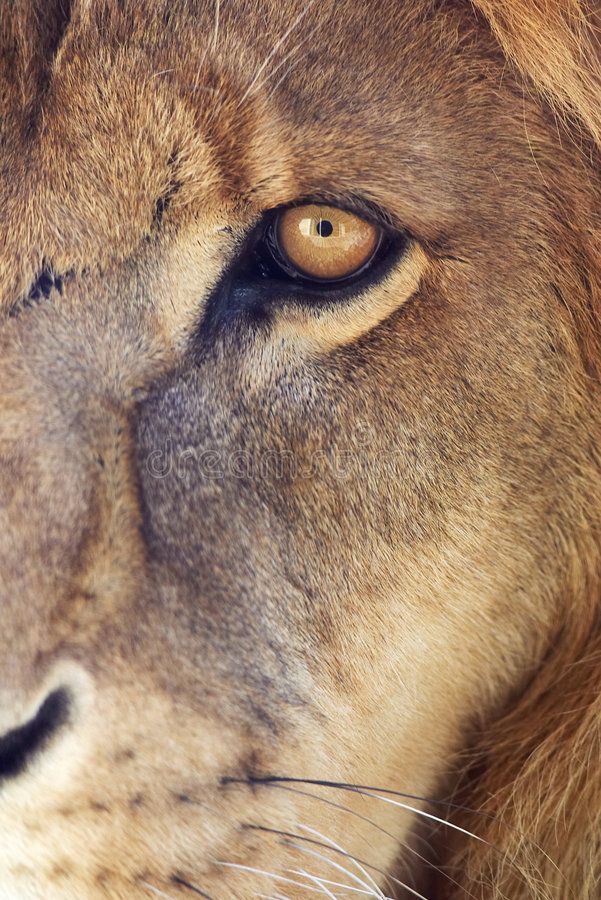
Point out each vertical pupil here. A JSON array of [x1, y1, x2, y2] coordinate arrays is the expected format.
[[316, 218, 334, 238]]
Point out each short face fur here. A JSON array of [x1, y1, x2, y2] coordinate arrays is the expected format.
[[1, 1, 600, 898]]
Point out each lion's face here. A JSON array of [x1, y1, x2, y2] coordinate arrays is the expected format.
[[1, 1, 600, 897]]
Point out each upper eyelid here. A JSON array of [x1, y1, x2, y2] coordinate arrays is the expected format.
[[273, 196, 398, 233]]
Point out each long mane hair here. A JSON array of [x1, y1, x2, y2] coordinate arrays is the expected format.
[[438, 4, 601, 896]]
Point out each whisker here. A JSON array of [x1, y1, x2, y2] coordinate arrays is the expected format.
[[228, 777, 471, 819], [332, 777, 565, 886], [238, 0, 319, 106], [245, 825, 426, 899], [256, 895, 292, 900], [215, 861, 327, 895], [287, 873, 381, 897], [288, 842, 390, 898], [331, 790, 560, 898], [296, 824, 385, 898], [288, 870, 385, 897], [141, 882, 176, 900], [355, 789, 487, 844], [247, 22, 321, 100], [244, 775, 573, 869], [220, 859, 376, 897], [211, 0, 220, 52], [227, 777, 486, 844], [260, 781, 473, 898], [292, 849, 423, 900], [263, 64, 296, 103], [226, 777, 566, 894], [148, 68, 176, 82], [295, 869, 340, 899]]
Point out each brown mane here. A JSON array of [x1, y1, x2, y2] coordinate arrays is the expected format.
[[440, 4, 601, 896], [474, 0, 601, 370], [475, 1, 601, 144]]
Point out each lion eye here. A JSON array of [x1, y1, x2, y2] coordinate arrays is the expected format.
[[272, 204, 382, 283]]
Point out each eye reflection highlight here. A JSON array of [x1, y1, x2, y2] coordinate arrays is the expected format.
[[276, 204, 381, 282]]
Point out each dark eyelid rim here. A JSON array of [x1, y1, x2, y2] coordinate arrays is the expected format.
[[196, 198, 411, 341], [271, 214, 385, 286], [272, 193, 398, 233], [257, 195, 408, 289]]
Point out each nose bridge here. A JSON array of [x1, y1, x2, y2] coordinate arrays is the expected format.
[[0, 276, 154, 693]]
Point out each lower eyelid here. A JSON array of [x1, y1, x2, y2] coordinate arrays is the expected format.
[[269, 239, 429, 353]]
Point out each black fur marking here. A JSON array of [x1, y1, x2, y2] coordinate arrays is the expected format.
[[9, 266, 71, 318], [22, 0, 76, 137], [152, 152, 182, 229], [174, 791, 196, 804], [0, 689, 70, 782]]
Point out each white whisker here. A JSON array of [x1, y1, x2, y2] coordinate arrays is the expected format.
[[291, 831, 431, 900], [248, 22, 321, 100], [295, 868, 340, 898], [212, 0, 221, 52], [264, 65, 295, 102], [148, 68, 175, 82], [256, 895, 291, 900], [288, 870, 381, 896], [357, 790, 487, 844], [296, 824, 385, 898], [141, 882, 176, 900], [290, 848, 390, 898], [216, 861, 325, 894], [263, 780, 459, 893], [238, 0, 318, 105]]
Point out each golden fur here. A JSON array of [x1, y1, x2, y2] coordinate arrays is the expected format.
[[0, 1, 600, 898]]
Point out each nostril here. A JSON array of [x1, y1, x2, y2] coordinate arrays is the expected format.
[[0, 689, 70, 781]]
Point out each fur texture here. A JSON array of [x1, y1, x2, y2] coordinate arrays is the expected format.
[[0, 1, 600, 898]]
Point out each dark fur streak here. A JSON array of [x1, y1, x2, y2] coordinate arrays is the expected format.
[[152, 151, 182, 229], [172, 790, 198, 804], [171, 874, 214, 897], [89, 800, 110, 813]]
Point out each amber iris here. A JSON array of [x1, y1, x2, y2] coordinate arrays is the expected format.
[[275, 204, 381, 282]]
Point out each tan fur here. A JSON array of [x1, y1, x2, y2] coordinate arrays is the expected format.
[[0, 1, 600, 898]]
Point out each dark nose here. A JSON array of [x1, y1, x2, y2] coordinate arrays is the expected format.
[[0, 689, 70, 782]]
